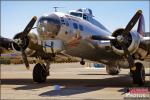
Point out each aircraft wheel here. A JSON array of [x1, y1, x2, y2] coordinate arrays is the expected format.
[[131, 62, 145, 86], [80, 60, 85, 65], [33, 63, 47, 83], [106, 66, 120, 75]]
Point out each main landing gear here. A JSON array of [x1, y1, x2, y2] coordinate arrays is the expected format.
[[33, 60, 50, 83], [106, 65, 120, 75], [130, 62, 145, 86]]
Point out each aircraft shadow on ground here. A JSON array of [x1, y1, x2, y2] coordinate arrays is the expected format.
[[1, 75, 149, 96], [78, 73, 127, 75], [39, 75, 131, 96], [39, 76, 149, 97]]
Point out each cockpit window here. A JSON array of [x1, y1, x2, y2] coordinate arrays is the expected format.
[[88, 9, 92, 15], [70, 12, 82, 17], [83, 14, 88, 21]]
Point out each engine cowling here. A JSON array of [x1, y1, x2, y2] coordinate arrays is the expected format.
[[12, 32, 38, 56], [111, 28, 140, 55]]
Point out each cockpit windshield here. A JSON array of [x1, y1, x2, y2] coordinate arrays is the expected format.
[[70, 12, 82, 17]]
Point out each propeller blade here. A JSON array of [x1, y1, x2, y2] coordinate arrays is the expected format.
[[11, 17, 37, 69], [22, 16, 37, 37], [91, 35, 115, 40], [20, 16, 37, 69], [123, 10, 142, 35], [20, 47, 30, 69], [120, 42, 136, 71], [120, 10, 143, 70]]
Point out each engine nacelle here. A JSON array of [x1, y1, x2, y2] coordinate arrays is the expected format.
[[12, 32, 38, 56], [111, 28, 140, 55]]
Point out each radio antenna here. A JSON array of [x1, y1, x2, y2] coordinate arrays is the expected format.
[[53, 7, 64, 12]]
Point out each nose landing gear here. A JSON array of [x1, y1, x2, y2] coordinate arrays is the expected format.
[[33, 63, 47, 83], [33, 60, 51, 83]]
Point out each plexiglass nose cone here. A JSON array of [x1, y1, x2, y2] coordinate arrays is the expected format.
[[37, 14, 61, 40]]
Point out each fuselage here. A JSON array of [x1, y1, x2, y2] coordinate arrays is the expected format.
[[36, 10, 122, 65]]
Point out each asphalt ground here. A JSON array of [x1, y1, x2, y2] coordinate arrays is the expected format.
[[1, 62, 150, 99]]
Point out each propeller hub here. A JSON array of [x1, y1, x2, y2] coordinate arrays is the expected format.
[[116, 35, 124, 43], [111, 28, 132, 50], [12, 33, 29, 51], [14, 38, 22, 46]]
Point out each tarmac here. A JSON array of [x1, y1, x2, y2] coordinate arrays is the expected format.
[[1, 62, 150, 99]]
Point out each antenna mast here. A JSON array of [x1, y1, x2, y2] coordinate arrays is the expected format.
[[53, 7, 64, 12], [53, 7, 58, 12]]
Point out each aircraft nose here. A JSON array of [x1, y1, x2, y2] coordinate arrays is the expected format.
[[37, 14, 61, 39]]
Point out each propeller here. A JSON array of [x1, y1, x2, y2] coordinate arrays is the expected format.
[[91, 10, 143, 70], [14, 16, 37, 69], [120, 10, 142, 70]]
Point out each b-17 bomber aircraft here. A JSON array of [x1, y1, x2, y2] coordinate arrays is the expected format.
[[0, 8, 150, 86]]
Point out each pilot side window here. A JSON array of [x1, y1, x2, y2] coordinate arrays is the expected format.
[[73, 23, 78, 29], [83, 14, 88, 21], [79, 25, 84, 31]]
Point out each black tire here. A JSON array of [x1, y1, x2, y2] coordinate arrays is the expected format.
[[131, 62, 145, 86], [33, 63, 47, 83], [106, 66, 120, 75], [80, 61, 85, 65]]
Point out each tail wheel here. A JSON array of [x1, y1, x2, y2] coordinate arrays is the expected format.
[[33, 63, 47, 83], [131, 62, 145, 86], [106, 66, 120, 75]]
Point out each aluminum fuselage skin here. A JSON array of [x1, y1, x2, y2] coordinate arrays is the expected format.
[[37, 12, 122, 65]]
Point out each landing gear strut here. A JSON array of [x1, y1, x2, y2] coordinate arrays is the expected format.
[[131, 62, 145, 86], [33, 61, 50, 83]]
